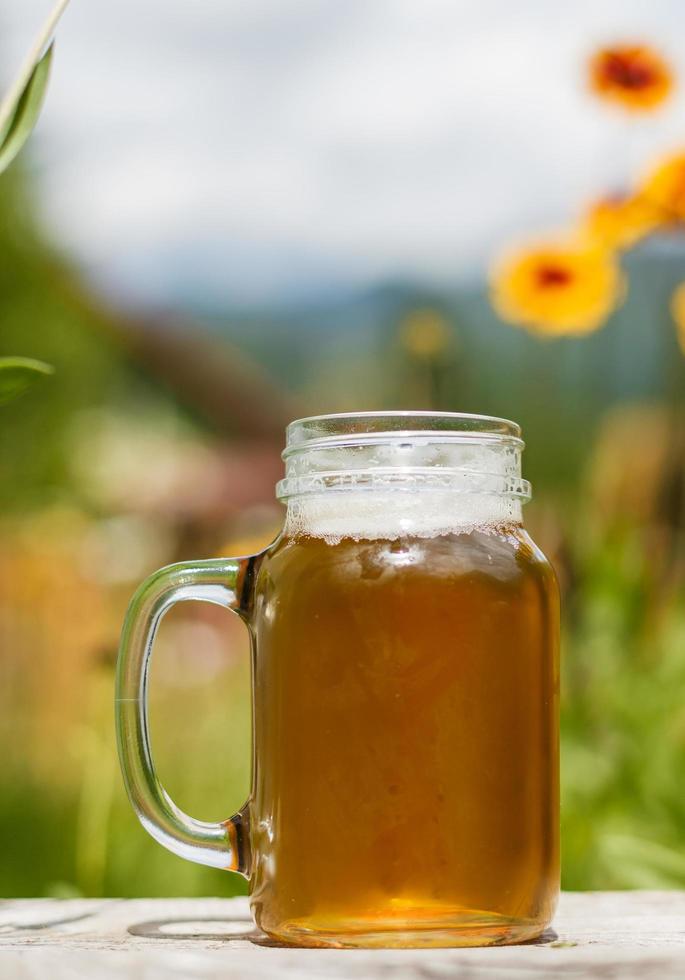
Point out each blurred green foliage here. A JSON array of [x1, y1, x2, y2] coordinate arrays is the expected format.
[[0, 170, 180, 510], [562, 521, 685, 888], [2, 160, 685, 900]]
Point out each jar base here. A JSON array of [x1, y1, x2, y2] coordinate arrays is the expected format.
[[257, 908, 550, 949]]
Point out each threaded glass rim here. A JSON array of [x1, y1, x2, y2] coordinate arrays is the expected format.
[[277, 411, 530, 503]]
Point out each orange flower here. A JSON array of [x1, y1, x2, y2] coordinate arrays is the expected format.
[[589, 44, 673, 112], [670, 282, 685, 355], [583, 192, 662, 250], [491, 242, 624, 336], [640, 152, 685, 222]]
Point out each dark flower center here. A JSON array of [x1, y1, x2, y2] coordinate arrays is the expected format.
[[603, 54, 655, 90], [536, 264, 573, 288]]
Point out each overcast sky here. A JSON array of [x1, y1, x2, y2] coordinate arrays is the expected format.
[[4, 0, 685, 307]]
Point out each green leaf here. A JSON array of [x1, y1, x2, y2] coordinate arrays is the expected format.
[[0, 45, 54, 174], [0, 357, 54, 406], [0, 0, 71, 175]]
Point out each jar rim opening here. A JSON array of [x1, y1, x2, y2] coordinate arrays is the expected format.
[[285, 411, 522, 452]]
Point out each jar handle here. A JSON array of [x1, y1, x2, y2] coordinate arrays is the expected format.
[[115, 557, 259, 875]]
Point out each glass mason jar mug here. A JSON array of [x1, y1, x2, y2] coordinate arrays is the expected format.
[[116, 412, 559, 948]]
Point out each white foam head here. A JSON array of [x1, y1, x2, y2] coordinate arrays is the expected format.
[[276, 412, 530, 544], [284, 490, 523, 544]]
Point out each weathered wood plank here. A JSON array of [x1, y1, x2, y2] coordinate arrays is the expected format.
[[0, 892, 684, 978]]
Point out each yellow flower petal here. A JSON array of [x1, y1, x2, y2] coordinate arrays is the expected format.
[[400, 309, 451, 357], [670, 282, 685, 355], [640, 152, 685, 223], [583, 193, 662, 250], [491, 242, 624, 336]]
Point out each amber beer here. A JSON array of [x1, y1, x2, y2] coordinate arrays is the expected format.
[[116, 412, 559, 949], [250, 525, 559, 947]]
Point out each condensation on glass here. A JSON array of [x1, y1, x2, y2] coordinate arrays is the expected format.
[[116, 412, 560, 948]]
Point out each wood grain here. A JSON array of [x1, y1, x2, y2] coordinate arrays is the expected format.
[[1, 892, 684, 978]]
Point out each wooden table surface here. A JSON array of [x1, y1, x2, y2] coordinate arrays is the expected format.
[[1, 892, 684, 978]]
